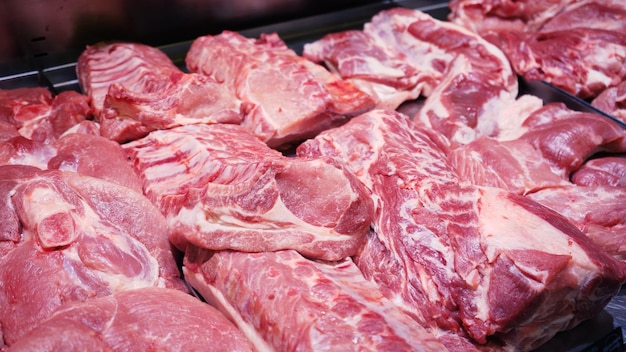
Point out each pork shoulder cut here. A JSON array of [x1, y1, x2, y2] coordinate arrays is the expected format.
[[297, 109, 626, 350]]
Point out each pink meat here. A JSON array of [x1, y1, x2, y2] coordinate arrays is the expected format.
[[183, 247, 449, 352], [592, 80, 626, 123], [186, 31, 375, 148], [0, 87, 53, 128], [0, 88, 91, 142], [374, 8, 522, 145], [6, 287, 255, 352], [450, 106, 626, 193], [297, 109, 626, 350], [302, 29, 432, 110], [572, 156, 626, 187], [0, 166, 186, 345], [448, 0, 625, 35], [303, 7, 536, 144], [487, 28, 626, 99], [48, 133, 143, 192], [449, 137, 569, 195], [124, 123, 373, 261], [1, 132, 143, 193], [77, 42, 242, 142], [528, 185, 626, 259], [518, 110, 626, 176]]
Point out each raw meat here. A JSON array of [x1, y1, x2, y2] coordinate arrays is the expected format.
[[572, 156, 626, 187], [448, 137, 569, 195], [448, 0, 626, 37], [0, 88, 91, 142], [183, 247, 450, 352], [450, 107, 626, 194], [304, 8, 540, 145], [0, 87, 53, 127], [0, 165, 186, 345], [6, 287, 255, 352], [77, 42, 242, 142], [450, 0, 626, 99], [186, 30, 375, 148], [1, 132, 143, 193], [486, 28, 626, 99], [592, 80, 626, 123], [302, 28, 435, 110], [124, 123, 373, 261], [297, 109, 626, 350], [518, 110, 626, 176], [527, 185, 626, 260]]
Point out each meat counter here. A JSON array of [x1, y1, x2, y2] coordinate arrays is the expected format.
[[0, 0, 625, 351]]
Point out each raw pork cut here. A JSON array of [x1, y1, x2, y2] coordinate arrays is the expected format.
[[572, 156, 626, 187], [1, 132, 143, 193], [486, 28, 626, 99], [6, 287, 255, 352], [448, 137, 569, 195], [450, 106, 626, 194], [186, 31, 375, 148], [297, 109, 626, 350], [592, 80, 626, 123], [303, 8, 541, 146], [450, 0, 626, 99], [0, 165, 186, 345], [449, 0, 626, 37], [0, 87, 91, 142], [124, 123, 373, 261], [77, 42, 242, 142], [527, 185, 626, 260], [183, 247, 450, 352]]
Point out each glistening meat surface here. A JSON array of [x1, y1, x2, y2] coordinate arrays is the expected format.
[[6, 287, 255, 352], [183, 247, 449, 352], [77, 42, 242, 142], [124, 123, 373, 261], [527, 185, 626, 260], [304, 8, 541, 146], [0, 165, 186, 346], [297, 109, 626, 350], [186, 31, 375, 148]]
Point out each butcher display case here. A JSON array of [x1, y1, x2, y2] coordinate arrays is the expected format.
[[1, 0, 625, 351]]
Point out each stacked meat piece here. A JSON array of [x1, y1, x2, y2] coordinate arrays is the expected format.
[[1, 5, 626, 352], [449, 0, 626, 122]]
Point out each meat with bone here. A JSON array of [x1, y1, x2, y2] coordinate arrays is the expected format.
[[0, 88, 91, 142], [304, 8, 541, 146], [185, 30, 375, 148], [297, 109, 626, 350], [0, 165, 186, 345], [183, 247, 450, 352], [527, 185, 626, 260], [77, 42, 242, 142], [124, 123, 373, 261], [572, 156, 626, 187], [6, 287, 255, 352]]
